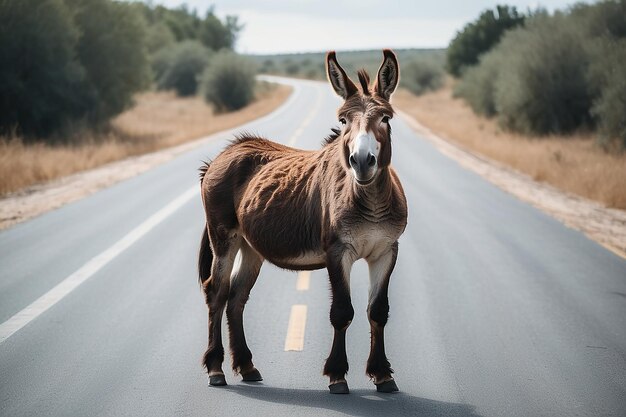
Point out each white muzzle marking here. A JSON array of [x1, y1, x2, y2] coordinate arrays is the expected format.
[[350, 131, 379, 184]]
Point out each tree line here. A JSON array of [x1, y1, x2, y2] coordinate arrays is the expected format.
[[447, 1, 626, 149], [0, 0, 255, 141]]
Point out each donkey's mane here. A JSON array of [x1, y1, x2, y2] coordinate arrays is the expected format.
[[198, 160, 211, 182], [322, 127, 341, 146], [230, 131, 269, 146]]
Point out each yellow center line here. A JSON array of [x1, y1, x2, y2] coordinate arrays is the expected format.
[[284, 305, 307, 351], [282, 85, 324, 353], [296, 271, 311, 291]]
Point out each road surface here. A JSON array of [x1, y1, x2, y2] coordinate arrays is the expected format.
[[1, 77, 625, 417]]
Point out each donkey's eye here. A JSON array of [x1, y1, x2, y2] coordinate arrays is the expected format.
[[381, 115, 390, 124], [339, 118, 347, 125]]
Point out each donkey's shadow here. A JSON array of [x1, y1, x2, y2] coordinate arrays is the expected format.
[[223, 384, 482, 417]]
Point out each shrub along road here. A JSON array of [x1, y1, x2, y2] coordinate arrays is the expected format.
[[0, 77, 625, 417]]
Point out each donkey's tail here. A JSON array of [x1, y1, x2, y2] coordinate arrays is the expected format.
[[198, 227, 213, 285]]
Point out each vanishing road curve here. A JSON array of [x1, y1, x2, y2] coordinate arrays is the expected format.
[[1, 77, 625, 417]]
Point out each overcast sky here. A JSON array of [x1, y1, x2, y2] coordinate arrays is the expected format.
[[151, 0, 587, 54]]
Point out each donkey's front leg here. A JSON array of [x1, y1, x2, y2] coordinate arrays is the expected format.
[[323, 245, 357, 394], [366, 241, 399, 393]]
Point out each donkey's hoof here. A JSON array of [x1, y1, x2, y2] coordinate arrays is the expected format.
[[208, 374, 227, 386], [241, 369, 263, 382], [375, 379, 399, 393], [329, 381, 350, 394]]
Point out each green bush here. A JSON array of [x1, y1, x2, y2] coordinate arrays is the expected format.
[[0, 0, 87, 138], [199, 13, 242, 51], [447, 5, 525, 77], [570, 0, 626, 39], [145, 22, 176, 54], [285, 62, 300, 76], [493, 15, 592, 135], [0, 0, 150, 139], [68, 0, 151, 124], [588, 39, 626, 148], [454, 1, 626, 147], [401, 59, 444, 96], [454, 51, 502, 116], [151, 46, 175, 84], [259, 59, 276, 74], [201, 52, 256, 112], [155, 41, 210, 96], [576, 1, 626, 147], [134, 3, 241, 52]]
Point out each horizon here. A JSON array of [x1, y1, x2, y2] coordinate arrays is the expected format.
[[143, 0, 589, 54], [242, 46, 446, 57]]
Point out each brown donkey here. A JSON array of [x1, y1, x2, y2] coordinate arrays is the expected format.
[[198, 50, 408, 394]]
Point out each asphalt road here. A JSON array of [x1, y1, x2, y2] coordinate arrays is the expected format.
[[1, 77, 625, 417]]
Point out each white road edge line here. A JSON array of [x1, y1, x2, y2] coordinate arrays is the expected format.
[[0, 186, 199, 345], [284, 304, 307, 351]]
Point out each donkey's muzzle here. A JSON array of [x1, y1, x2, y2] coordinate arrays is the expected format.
[[349, 151, 377, 184]]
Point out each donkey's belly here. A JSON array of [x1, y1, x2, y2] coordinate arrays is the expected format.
[[267, 251, 327, 271]]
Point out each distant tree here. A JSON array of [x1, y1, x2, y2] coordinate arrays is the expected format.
[[161, 5, 201, 42], [136, 4, 241, 53], [493, 14, 592, 135], [454, 50, 503, 117], [447, 5, 525, 76], [260, 59, 276, 73], [285, 62, 300, 75], [145, 22, 177, 54], [401, 59, 444, 96], [579, 0, 626, 148], [155, 41, 210, 96], [454, 0, 626, 147], [0, 0, 90, 138], [198, 10, 242, 50], [588, 38, 626, 148], [67, 0, 151, 125], [201, 51, 256, 112], [570, 0, 626, 39], [0, 0, 241, 139]]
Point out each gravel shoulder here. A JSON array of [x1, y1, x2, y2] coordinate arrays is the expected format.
[[0, 134, 220, 230]]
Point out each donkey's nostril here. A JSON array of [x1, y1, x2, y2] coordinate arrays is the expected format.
[[367, 153, 377, 167], [349, 154, 357, 168]]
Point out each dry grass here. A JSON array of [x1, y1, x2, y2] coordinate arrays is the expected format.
[[394, 82, 626, 209], [0, 83, 291, 196]]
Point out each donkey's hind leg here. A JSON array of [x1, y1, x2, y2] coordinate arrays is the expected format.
[[202, 226, 240, 386], [226, 241, 263, 381]]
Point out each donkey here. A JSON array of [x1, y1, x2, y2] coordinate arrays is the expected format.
[[198, 49, 408, 394]]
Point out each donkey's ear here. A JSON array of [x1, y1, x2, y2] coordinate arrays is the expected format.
[[326, 51, 358, 100], [374, 49, 400, 100]]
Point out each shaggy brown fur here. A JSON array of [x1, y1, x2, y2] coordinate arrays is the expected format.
[[198, 49, 407, 393]]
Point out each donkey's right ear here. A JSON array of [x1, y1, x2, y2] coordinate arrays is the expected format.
[[326, 51, 358, 100]]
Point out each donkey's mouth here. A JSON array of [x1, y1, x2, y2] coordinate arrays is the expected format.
[[355, 175, 376, 186]]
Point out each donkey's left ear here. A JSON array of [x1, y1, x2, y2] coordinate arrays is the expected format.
[[375, 49, 400, 100]]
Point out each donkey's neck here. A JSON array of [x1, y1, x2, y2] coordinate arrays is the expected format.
[[350, 168, 394, 222]]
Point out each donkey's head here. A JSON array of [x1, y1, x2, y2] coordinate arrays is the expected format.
[[326, 49, 399, 186]]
